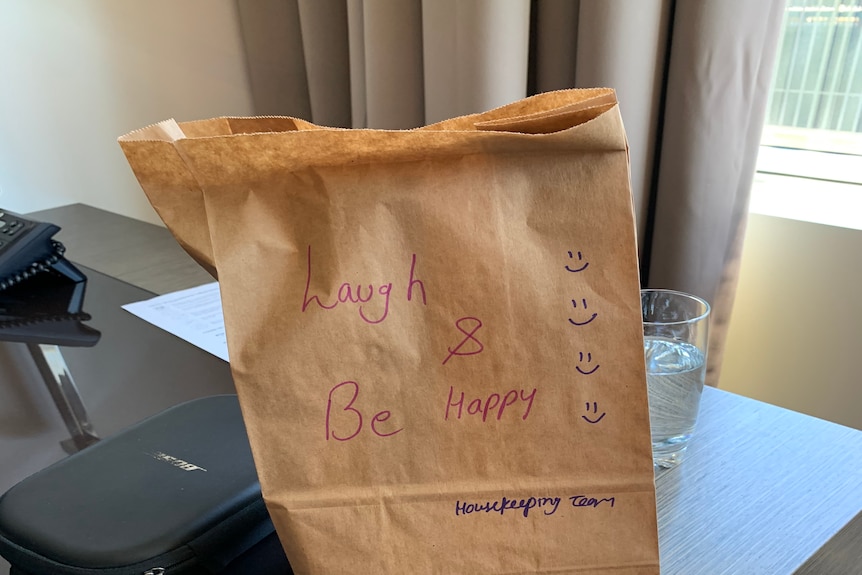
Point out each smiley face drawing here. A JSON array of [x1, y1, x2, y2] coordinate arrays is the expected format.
[[568, 298, 597, 326], [581, 401, 606, 424], [565, 250, 589, 273], [576, 352, 600, 375]]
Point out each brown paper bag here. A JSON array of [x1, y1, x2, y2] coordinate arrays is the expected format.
[[119, 89, 659, 574]]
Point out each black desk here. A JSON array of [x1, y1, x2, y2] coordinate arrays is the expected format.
[[0, 266, 235, 574]]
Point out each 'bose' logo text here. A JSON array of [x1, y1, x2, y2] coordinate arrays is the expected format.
[[146, 451, 207, 472]]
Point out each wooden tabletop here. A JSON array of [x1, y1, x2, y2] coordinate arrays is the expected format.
[[29, 203, 862, 574]]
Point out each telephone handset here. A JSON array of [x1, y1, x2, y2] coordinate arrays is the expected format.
[[0, 209, 85, 290], [0, 209, 99, 347]]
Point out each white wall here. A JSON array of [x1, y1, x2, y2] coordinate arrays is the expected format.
[[720, 213, 862, 430], [0, 0, 254, 225]]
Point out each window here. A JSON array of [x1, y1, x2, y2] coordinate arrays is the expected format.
[[752, 0, 862, 230]]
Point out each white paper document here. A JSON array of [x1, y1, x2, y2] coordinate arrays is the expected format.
[[122, 282, 229, 362]]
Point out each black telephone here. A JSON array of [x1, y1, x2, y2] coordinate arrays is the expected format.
[[0, 209, 85, 289], [0, 209, 100, 346]]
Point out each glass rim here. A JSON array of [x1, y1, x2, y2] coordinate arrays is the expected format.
[[641, 288, 711, 326]]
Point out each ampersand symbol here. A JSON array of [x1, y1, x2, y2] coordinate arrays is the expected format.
[[442, 317, 484, 365]]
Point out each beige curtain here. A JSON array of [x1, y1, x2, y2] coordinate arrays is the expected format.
[[235, 0, 784, 385]]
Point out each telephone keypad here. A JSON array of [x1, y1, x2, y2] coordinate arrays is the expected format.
[[1, 216, 30, 238]]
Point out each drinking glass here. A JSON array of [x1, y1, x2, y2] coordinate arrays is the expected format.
[[641, 289, 710, 469]]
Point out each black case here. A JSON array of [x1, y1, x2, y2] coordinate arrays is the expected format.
[[0, 395, 291, 574]]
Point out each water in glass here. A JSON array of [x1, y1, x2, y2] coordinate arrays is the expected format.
[[644, 335, 706, 467]]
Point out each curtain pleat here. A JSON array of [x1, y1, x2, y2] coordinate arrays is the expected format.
[[531, 0, 579, 93], [647, 0, 784, 383], [574, 0, 670, 254], [362, 0, 424, 129], [235, 0, 310, 118], [346, 0, 366, 128], [296, 0, 351, 127], [423, 0, 530, 125]]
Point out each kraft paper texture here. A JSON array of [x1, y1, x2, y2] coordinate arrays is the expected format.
[[119, 88, 659, 574]]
